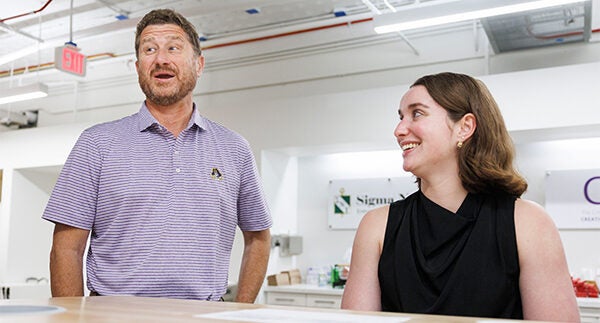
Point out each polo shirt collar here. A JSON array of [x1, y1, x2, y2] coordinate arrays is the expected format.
[[137, 102, 207, 132], [189, 104, 208, 130]]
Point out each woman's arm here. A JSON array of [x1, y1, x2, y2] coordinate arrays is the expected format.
[[515, 199, 580, 322], [341, 205, 389, 311]]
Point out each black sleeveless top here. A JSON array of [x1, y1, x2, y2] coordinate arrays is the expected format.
[[378, 191, 523, 319]]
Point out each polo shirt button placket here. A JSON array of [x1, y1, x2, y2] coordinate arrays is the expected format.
[[173, 139, 182, 174]]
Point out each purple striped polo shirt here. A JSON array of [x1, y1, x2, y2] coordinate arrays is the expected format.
[[42, 103, 272, 300]]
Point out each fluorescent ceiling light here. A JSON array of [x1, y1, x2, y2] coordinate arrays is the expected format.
[[374, 0, 586, 34], [0, 38, 64, 67], [0, 83, 48, 105]]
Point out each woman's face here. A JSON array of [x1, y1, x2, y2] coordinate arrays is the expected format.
[[394, 85, 462, 178]]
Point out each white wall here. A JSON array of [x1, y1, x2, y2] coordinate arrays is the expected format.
[[5, 166, 59, 282], [265, 138, 600, 281], [294, 151, 411, 273]]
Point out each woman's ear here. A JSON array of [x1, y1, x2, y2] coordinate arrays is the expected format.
[[459, 113, 476, 140]]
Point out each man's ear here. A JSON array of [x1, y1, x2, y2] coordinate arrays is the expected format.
[[196, 55, 205, 77], [459, 113, 476, 140]]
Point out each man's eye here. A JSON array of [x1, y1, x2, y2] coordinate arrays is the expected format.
[[144, 47, 156, 53]]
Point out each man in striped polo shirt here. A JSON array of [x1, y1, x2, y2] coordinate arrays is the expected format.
[[42, 9, 272, 302]]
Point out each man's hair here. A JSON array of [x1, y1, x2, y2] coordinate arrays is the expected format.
[[135, 9, 201, 58], [411, 72, 528, 197]]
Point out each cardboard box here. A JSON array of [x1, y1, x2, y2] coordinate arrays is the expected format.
[[282, 269, 302, 285], [267, 273, 290, 286]]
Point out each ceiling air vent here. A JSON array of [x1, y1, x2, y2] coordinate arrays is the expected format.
[[481, 1, 592, 53]]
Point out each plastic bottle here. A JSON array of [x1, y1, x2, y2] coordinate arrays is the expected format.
[[306, 267, 319, 285], [317, 267, 328, 287], [331, 265, 340, 288]]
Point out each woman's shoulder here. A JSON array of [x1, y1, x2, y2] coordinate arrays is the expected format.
[[355, 205, 391, 255], [361, 204, 390, 227], [514, 198, 559, 240], [514, 199, 554, 224]]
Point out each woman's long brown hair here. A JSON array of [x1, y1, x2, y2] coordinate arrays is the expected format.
[[412, 72, 527, 197]]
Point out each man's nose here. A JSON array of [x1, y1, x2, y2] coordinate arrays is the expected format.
[[154, 48, 171, 64]]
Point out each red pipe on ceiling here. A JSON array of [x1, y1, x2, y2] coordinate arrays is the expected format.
[[1, 0, 54, 23], [531, 28, 600, 40], [202, 18, 373, 50]]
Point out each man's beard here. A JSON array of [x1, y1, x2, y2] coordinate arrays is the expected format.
[[139, 67, 197, 106]]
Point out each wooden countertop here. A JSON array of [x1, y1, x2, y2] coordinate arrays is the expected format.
[[0, 296, 557, 322]]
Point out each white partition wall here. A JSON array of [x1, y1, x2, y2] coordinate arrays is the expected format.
[[5, 166, 60, 281], [0, 166, 60, 299]]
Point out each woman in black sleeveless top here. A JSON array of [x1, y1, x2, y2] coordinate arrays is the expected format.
[[341, 73, 579, 322]]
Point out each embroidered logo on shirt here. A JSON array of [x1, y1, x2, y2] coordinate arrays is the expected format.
[[211, 168, 223, 180]]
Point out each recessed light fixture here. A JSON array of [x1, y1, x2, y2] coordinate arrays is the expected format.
[[374, 0, 587, 34]]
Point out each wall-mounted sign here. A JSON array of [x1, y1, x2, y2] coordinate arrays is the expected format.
[[545, 169, 600, 229], [328, 177, 417, 230], [55, 45, 86, 76]]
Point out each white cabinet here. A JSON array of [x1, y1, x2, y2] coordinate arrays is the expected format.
[[265, 291, 307, 307], [263, 284, 343, 309], [264, 287, 600, 316], [579, 298, 600, 323], [306, 294, 342, 308]]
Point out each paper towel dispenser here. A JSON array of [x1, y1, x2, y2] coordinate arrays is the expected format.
[[271, 234, 302, 257]]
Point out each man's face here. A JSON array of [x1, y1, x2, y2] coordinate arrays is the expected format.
[[135, 24, 204, 106]]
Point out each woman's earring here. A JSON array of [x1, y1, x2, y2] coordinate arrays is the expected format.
[[457, 141, 463, 149]]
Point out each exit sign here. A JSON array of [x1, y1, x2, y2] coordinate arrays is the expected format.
[[55, 45, 86, 76]]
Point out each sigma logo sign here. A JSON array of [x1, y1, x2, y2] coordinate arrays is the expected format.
[[333, 188, 397, 216], [356, 195, 396, 206], [546, 169, 600, 229], [329, 177, 417, 230], [334, 188, 351, 216], [584, 176, 600, 205]]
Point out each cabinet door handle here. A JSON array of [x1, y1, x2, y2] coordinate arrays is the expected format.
[[274, 298, 295, 302], [314, 300, 335, 304]]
